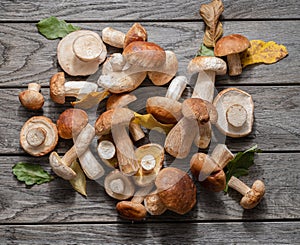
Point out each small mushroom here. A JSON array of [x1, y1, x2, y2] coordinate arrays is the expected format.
[[228, 176, 265, 209], [165, 76, 188, 101], [56, 108, 89, 139], [211, 143, 234, 169], [57, 30, 107, 76], [164, 98, 209, 158], [123, 23, 147, 48], [133, 143, 164, 187], [97, 134, 118, 169], [144, 190, 167, 216], [213, 87, 254, 138], [20, 116, 58, 157], [214, 34, 251, 76], [19, 83, 44, 110], [102, 27, 125, 48], [116, 201, 147, 221], [155, 167, 197, 215], [50, 72, 98, 104], [104, 169, 135, 200], [188, 56, 227, 102], [49, 124, 95, 180], [111, 108, 139, 176]]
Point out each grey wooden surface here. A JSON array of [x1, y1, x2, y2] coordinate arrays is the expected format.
[[0, 0, 299, 244]]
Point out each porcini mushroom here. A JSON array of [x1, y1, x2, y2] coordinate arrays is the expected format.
[[165, 76, 188, 101], [97, 134, 118, 169], [213, 87, 254, 138], [49, 123, 95, 180], [102, 27, 125, 48], [123, 23, 147, 48], [188, 56, 227, 102], [134, 143, 164, 187], [104, 169, 135, 200], [155, 167, 196, 215], [164, 98, 209, 158], [57, 30, 107, 76], [144, 190, 167, 216], [228, 176, 265, 209], [214, 34, 250, 76], [20, 116, 58, 157], [50, 72, 98, 104], [19, 83, 44, 110]]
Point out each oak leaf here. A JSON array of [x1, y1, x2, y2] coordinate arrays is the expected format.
[[240, 40, 288, 68]]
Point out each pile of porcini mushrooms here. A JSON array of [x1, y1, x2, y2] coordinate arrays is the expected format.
[[18, 20, 265, 221]]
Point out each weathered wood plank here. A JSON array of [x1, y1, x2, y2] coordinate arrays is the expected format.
[[0, 21, 298, 87], [0, 222, 299, 244], [0, 0, 299, 21], [0, 85, 299, 154], [0, 153, 299, 223]]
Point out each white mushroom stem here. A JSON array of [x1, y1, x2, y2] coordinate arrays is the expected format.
[[110, 178, 125, 194], [26, 127, 46, 147], [227, 53, 242, 76], [129, 122, 145, 141], [97, 140, 116, 160], [194, 121, 211, 150], [165, 76, 188, 101], [226, 104, 247, 128], [228, 176, 250, 196], [211, 144, 234, 169], [64, 81, 98, 99], [192, 70, 216, 103], [102, 27, 125, 48], [27, 83, 41, 92], [140, 154, 156, 174]]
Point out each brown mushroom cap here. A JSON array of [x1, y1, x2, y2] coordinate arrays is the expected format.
[[146, 96, 183, 124], [182, 98, 210, 123], [240, 180, 265, 209], [187, 56, 227, 75], [19, 83, 44, 110], [57, 30, 107, 76], [214, 34, 250, 57], [106, 93, 137, 110], [116, 201, 147, 221], [123, 41, 166, 69], [50, 72, 66, 104], [201, 168, 226, 192], [124, 23, 147, 48], [57, 108, 89, 139], [104, 169, 135, 200], [155, 167, 196, 215], [95, 109, 114, 136], [20, 116, 58, 157], [213, 87, 254, 138]]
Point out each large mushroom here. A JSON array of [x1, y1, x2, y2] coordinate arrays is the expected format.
[[57, 30, 107, 76], [214, 34, 250, 76], [50, 72, 98, 104], [155, 167, 196, 215], [20, 116, 58, 157], [213, 87, 254, 138]]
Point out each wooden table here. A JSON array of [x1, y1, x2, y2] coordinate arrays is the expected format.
[[0, 0, 299, 244]]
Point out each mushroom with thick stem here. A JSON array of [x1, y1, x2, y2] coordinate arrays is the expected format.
[[19, 83, 44, 110], [164, 98, 209, 159], [133, 143, 164, 187], [228, 176, 265, 209], [190, 144, 234, 192], [214, 34, 251, 76], [155, 167, 197, 215], [104, 169, 135, 200], [57, 30, 107, 76], [20, 116, 58, 157], [50, 72, 98, 104], [213, 87, 254, 138], [111, 108, 139, 176], [49, 123, 95, 180], [165, 76, 188, 101]]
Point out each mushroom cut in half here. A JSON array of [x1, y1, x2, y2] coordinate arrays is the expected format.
[[213, 88, 254, 138], [134, 143, 164, 187], [104, 169, 135, 200], [57, 30, 107, 76], [20, 116, 58, 157]]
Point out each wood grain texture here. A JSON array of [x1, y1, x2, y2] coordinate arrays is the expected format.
[[1, 85, 299, 154], [0, 21, 298, 87], [0, 153, 299, 223], [0, 0, 299, 21], [0, 222, 299, 244]]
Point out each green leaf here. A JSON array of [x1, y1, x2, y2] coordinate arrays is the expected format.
[[69, 161, 87, 197], [12, 162, 54, 186], [37, 16, 80, 40], [196, 43, 215, 57], [224, 145, 262, 192]]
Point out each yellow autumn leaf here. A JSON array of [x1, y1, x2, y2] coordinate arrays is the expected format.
[[71, 90, 110, 109], [69, 161, 87, 197], [240, 40, 288, 68], [133, 112, 174, 134]]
